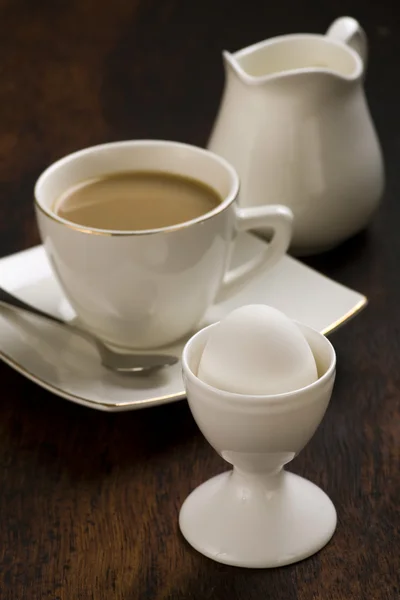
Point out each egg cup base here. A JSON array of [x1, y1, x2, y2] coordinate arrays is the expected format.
[[179, 468, 337, 568]]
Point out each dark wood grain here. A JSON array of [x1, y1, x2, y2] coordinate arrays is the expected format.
[[0, 0, 399, 598]]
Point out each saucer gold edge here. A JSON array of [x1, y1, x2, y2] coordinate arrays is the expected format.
[[321, 296, 368, 336], [0, 349, 185, 411], [0, 295, 367, 411]]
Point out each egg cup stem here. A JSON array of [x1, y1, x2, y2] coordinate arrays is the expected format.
[[179, 466, 336, 568]]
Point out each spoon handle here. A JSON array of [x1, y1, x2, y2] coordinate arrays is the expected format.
[[0, 286, 67, 326], [0, 286, 103, 351], [0, 286, 179, 371]]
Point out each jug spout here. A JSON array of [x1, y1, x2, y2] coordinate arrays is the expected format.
[[222, 50, 249, 84]]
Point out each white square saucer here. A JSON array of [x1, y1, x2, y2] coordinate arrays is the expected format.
[[0, 233, 366, 412]]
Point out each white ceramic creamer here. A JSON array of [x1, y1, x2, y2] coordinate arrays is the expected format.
[[208, 17, 385, 255]]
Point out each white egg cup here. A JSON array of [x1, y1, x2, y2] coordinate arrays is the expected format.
[[179, 322, 337, 568]]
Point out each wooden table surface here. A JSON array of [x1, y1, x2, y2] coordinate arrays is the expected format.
[[0, 1, 399, 598]]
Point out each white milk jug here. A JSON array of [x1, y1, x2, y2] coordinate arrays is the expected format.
[[208, 17, 385, 255]]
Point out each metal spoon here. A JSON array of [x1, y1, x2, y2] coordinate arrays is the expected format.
[[0, 287, 178, 373]]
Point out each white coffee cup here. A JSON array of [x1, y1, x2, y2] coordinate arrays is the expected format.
[[34, 140, 293, 349]]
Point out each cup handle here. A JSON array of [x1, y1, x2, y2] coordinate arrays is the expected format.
[[326, 17, 368, 68], [215, 205, 293, 303]]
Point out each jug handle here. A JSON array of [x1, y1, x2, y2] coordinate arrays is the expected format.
[[215, 205, 293, 304], [326, 16, 368, 68]]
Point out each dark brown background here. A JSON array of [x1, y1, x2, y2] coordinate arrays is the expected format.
[[0, 0, 399, 598]]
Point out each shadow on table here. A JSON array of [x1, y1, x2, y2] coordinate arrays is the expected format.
[[0, 370, 199, 481]]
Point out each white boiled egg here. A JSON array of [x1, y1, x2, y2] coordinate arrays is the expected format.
[[197, 304, 318, 395]]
